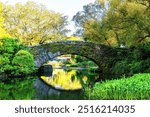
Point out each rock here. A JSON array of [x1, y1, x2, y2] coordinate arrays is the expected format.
[[30, 41, 119, 73]]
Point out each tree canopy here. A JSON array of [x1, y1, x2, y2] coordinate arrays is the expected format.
[[73, 0, 150, 47], [2, 1, 69, 45], [72, 1, 104, 36], [0, 3, 9, 38]]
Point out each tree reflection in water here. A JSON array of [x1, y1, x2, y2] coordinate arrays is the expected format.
[[40, 55, 99, 91], [41, 69, 83, 90]]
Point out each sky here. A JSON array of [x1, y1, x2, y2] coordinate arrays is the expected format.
[[1, 0, 96, 35]]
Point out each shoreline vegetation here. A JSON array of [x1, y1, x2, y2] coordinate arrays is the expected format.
[[0, 73, 150, 100], [84, 73, 150, 100], [0, 0, 150, 100]]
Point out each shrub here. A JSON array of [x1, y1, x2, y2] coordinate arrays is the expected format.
[[111, 43, 150, 76], [86, 73, 150, 100], [0, 38, 36, 77], [12, 50, 36, 76], [112, 60, 129, 75], [0, 38, 19, 54]]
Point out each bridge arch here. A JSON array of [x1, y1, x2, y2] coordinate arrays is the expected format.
[[29, 41, 117, 72]]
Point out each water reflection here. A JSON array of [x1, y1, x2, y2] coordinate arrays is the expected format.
[[35, 68, 99, 100], [40, 68, 99, 90], [36, 55, 100, 99], [34, 78, 83, 100]]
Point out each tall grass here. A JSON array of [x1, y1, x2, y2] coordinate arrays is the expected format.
[[85, 73, 150, 100]]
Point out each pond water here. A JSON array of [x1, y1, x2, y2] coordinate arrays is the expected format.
[[0, 55, 101, 100], [34, 67, 99, 99]]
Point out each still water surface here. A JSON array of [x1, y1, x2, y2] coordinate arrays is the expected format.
[[34, 67, 99, 99]]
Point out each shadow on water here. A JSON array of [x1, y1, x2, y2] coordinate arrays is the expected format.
[[34, 78, 84, 100], [34, 65, 100, 100], [34, 67, 122, 100]]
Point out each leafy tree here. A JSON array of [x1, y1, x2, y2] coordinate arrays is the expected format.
[[102, 0, 150, 46], [2, 1, 69, 45], [74, 0, 150, 47], [0, 3, 9, 38], [0, 38, 36, 77], [72, 0, 105, 36], [83, 20, 113, 46]]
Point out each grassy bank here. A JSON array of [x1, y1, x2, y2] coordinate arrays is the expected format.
[[84, 73, 150, 100]]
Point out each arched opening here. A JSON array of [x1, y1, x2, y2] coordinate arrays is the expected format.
[[38, 54, 100, 91]]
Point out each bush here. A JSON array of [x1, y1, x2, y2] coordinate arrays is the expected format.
[[112, 60, 129, 75], [85, 73, 150, 100], [0, 38, 19, 54], [12, 50, 36, 76], [0, 38, 36, 77], [111, 43, 150, 76]]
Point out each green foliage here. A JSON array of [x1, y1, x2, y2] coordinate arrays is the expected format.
[[112, 60, 144, 75], [0, 38, 19, 75], [0, 38, 19, 54], [84, 73, 150, 100], [74, 0, 150, 47], [12, 50, 36, 76], [65, 55, 98, 68], [110, 43, 150, 76], [0, 77, 36, 99], [0, 38, 36, 77], [2, 1, 68, 45]]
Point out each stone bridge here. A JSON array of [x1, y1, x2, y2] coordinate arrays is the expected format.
[[29, 41, 118, 72]]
